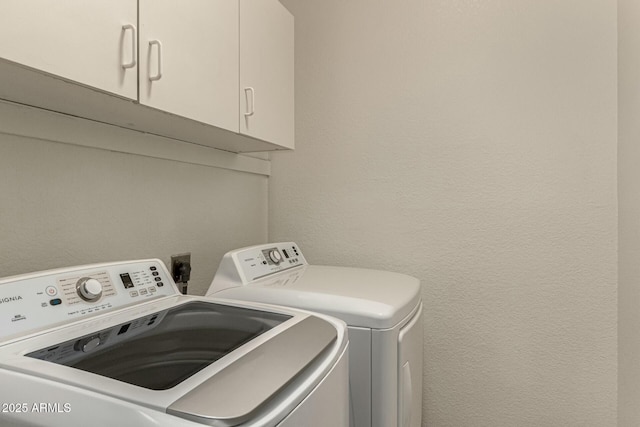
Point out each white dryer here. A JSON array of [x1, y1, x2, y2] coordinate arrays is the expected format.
[[207, 242, 423, 427], [0, 259, 349, 427]]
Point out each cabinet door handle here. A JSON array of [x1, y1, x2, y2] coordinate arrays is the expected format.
[[121, 24, 137, 69], [149, 40, 163, 81], [244, 87, 255, 117]]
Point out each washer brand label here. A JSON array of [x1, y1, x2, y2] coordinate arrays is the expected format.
[[0, 296, 23, 305]]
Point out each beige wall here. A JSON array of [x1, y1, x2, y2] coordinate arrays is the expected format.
[[0, 108, 268, 296], [619, 1, 640, 425], [271, 1, 618, 425]]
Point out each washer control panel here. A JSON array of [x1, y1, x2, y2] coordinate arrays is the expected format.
[[0, 259, 177, 342], [235, 242, 307, 283]]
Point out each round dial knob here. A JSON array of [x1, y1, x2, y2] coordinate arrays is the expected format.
[[76, 277, 103, 301], [269, 250, 283, 265]]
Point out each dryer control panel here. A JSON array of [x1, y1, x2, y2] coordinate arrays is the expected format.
[[234, 242, 307, 283], [0, 259, 178, 342]]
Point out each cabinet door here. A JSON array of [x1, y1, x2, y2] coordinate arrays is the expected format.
[[240, 0, 294, 149], [0, 1, 137, 100], [139, 0, 239, 132]]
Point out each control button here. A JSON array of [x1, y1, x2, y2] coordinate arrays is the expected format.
[[139, 288, 148, 295], [129, 291, 139, 297], [150, 266, 157, 271], [154, 277, 162, 282], [76, 277, 103, 302], [45, 286, 58, 297], [157, 282, 164, 287], [149, 287, 157, 293], [49, 298, 62, 306], [152, 271, 159, 276]]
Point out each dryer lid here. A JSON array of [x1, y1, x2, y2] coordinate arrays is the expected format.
[[215, 265, 421, 329]]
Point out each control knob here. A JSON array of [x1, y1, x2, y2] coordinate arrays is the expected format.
[[268, 250, 283, 265], [76, 277, 103, 302]]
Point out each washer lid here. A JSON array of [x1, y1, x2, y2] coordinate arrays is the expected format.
[[167, 315, 337, 426], [216, 265, 421, 329]]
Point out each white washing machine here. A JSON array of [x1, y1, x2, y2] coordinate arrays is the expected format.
[[0, 259, 349, 427], [207, 242, 423, 427]]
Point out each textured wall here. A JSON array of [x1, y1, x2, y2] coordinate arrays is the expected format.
[[271, 1, 617, 425], [0, 117, 268, 296], [618, 0, 640, 425]]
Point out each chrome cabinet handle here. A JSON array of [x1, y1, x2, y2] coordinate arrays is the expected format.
[[244, 87, 255, 117], [121, 24, 137, 69], [149, 40, 163, 81]]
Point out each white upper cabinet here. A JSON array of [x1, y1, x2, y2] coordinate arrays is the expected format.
[[240, 0, 294, 149], [0, 0, 138, 100], [0, 0, 294, 152], [138, 0, 239, 132]]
